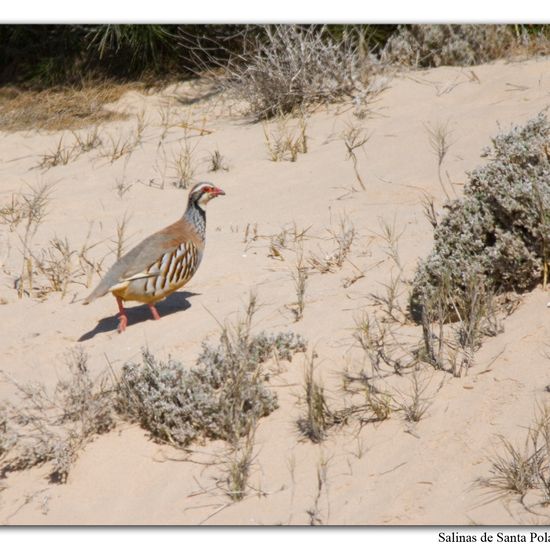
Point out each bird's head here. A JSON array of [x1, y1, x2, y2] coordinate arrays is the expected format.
[[188, 181, 226, 210]]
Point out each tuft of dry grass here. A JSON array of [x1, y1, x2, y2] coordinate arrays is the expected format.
[[208, 149, 229, 172], [288, 251, 308, 322], [425, 120, 454, 200], [478, 404, 550, 503], [223, 426, 257, 502], [308, 216, 356, 274], [306, 453, 330, 525], [11, 182, 53, 299], [71, 126, 102, 154], [262, 112, 308, 162], [342, 124, 369, 190], [0, 84, 131, 132], [171, 140, 197, 189], [37, 137, 76, 169], [396, 370, 431, 423]]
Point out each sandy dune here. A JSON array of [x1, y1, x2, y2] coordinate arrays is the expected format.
[[1, 56, 550, 525]]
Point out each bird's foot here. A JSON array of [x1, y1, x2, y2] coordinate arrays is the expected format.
[[148, 304, 161, 321], [115, 296, 128, 333], [117, 314, 128, 333]]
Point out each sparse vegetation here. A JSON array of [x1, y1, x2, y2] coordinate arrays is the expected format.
[[262, 112, 308, 162], [425, 120, 454, 200], [396, 370, 431, 423], [208, 149, 229, 172], [0, 348, 116, 483], [308, 216, 356, 274], [223, 427, 257, 502], [37, 137, 76, 169], [0, 300, 306, 489], [297, 354, 334, 443], [289, 251, 308, 322], [71, 126, 103, 154], [100, 131, 139, 163], [479, 404, 550, 505], [0, 186, 105, 300], [0, 85, 129, 132], [171, 140, 197, 189], [342, 124, 369, 190], [10, 182, 53, 299], [306, 453, 330, 525]]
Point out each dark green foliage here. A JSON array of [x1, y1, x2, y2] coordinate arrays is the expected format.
[[0, 24, 248, 88], [411, 112, 550, 321]]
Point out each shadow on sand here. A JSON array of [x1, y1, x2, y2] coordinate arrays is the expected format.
[[78, 291, 199, 341]]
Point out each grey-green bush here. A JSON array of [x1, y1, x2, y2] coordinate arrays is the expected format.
[[116, 331, 306, 447], [411, 112, 550, 321], [381, 24, 517, 68]]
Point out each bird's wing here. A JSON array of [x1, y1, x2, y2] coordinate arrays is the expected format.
[[83, 218, 202, 303]]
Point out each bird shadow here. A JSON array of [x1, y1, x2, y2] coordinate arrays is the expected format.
[[78, 291, 200, 342]]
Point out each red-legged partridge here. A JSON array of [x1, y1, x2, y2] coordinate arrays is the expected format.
[[83, 182, 225, 332]]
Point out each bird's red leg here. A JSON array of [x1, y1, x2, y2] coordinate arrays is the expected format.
[[116, 296, 128, 333], [148, 303, 161, 321]]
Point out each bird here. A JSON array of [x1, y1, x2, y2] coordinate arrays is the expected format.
[[83, 181, 225, 332]]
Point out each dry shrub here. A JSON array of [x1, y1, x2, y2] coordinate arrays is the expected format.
[[221, 25, 370, 119], [0, 83, 130, 132]]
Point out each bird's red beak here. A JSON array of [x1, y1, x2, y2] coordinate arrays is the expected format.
[[211, 187, 225, 197]]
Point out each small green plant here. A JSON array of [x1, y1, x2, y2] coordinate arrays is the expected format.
[[208, 150, 229, 172], [297, 354, 335, 443]]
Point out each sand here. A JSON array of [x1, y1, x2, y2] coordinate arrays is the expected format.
[[1, 56, 550, 525]]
